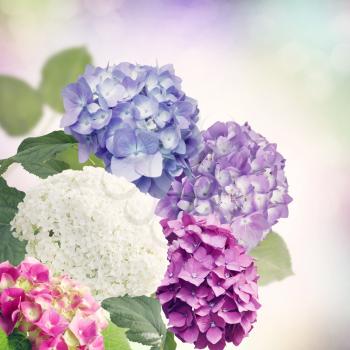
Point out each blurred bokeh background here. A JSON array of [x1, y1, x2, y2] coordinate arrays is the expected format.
[[0, 1, 349, 349]]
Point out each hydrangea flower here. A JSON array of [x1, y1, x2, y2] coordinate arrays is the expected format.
[[157, 213, 260, 350], [156, 121, 292, 249], [11, 167, 167, 300], [61, 63, 202, 198], [0, 257, 108, 350]]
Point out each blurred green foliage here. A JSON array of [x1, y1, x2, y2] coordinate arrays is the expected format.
[[0, 76, 42, 136], [0, 46, 92, 136], [39, 47, 92, 112]]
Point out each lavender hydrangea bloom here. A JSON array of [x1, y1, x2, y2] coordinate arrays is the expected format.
[[157, 213, 260, 350], [61, 63, 202, 198], [156, 121, 292, 248]]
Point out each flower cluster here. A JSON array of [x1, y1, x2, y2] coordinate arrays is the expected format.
[[0, 258, 108, 350], [156, 121, 292, 249], [61, 62, 202, 198], [157, 213, 260, 350], [11, 167, 168, 300]]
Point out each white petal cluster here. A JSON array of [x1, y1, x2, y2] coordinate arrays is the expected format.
[[11, 167, 167, 301]]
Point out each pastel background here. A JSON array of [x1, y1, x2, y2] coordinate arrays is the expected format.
[[0, 1, 349, 349]]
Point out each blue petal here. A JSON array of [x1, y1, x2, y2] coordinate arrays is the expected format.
[[134, 176, 152, 193], [176, 115, 190, 129], [62, 77, 92, 109], [174, 139, 186, 154], [71, 111, 93, 135], [111, 156, 141, 182], [122, 76, 143, 99], [136, 130, 159, 154], [135, 152, 163, 177], [105, 118, 124, 153], [113, 102, 138, 122], [160, 127, 180, 150], [133, 95, 158, 119], [78, 143, 91, 163], [91, 109, 112, 130], [76, 134, 98, 163], [97, 78, 125, 107], [60, 108, 81, 128], [113, 127, 137, 157], [154, 108, 171, 128], [148, 172, 173, 198], [87, 103, 100, 114], [174, 100, 196, 117], [61, 78, 92, 127]]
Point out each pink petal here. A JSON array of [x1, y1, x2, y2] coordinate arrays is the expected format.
[[218, 311, 241, 324], [200, 231, 227, 249], [0, 273, 15, 290], [158, 291, 174, 304], [206, 327, 222, 344], [168, 312, 186, 328], [196, 315, 210, 332], [180, 324, 199, 343], [21, 302, 42, 322]]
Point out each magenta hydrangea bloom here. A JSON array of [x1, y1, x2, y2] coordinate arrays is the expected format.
[[157, 213, 260, 350], [0, 257, 108, 350], [156, 121, 292, 249]]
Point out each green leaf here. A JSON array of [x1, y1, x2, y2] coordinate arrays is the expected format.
[[8, 330, 31, 350], [0, 328, 9, 350], [0, 177, 25, 224], [0, 76, 43, 136], [102, 296, 167, 348], [250, 231, 293, 286], [39, 47, 92, 112], [0, 226, 27, 266], [0, 131, 76, 178], [0, 131, 104, 178], [103, 322, 131, 350], [56, 145, 104, 170], [162, 331, 177, 350], [0, 178, 26, 264]]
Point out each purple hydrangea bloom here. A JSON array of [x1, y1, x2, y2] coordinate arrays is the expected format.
[[157, 213, 260, 350], [156, 121, 292, 248], [61, 63, 202, 198]]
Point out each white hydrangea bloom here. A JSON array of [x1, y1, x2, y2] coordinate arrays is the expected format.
[[11, 167, 167, 300]]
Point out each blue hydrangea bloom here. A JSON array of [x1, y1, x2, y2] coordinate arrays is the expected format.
[[61, 63, 202, 198]]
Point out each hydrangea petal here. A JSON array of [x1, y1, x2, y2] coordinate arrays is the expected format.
[[111, 156, 141, 182], [135, 152, 163, 178], [112, 127, 137, 157]]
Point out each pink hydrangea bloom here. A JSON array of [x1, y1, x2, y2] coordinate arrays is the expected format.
[[0, 258, 108, 349], [157, 213, 261, 350]]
